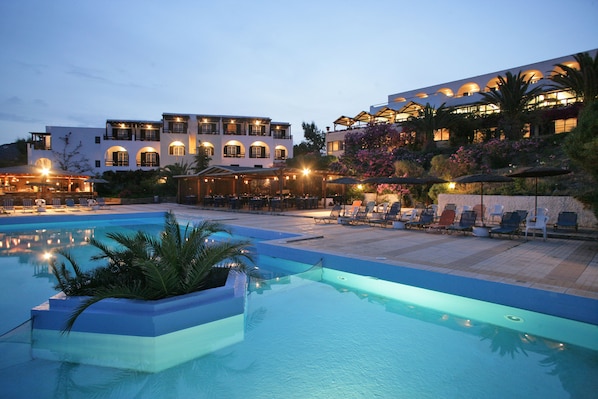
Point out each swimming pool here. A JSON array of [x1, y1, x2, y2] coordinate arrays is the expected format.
[[0, 213, 597, 398]]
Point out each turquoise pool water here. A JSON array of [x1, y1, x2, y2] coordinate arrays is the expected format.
[[0, 214, 597, 398]]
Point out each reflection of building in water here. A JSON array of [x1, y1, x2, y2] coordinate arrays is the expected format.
[[0, 227, 95, 264]]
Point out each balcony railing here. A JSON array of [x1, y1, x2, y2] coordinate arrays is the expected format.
[[272, 133, 292, 140], [223, 153, 246, 158], [105, 160, 130, 167]]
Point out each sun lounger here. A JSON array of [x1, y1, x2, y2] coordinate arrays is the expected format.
[[553, 211, 578, 232], [426, 209, 456, 233], [405, 209, 435, 229], [314, 204, 343, 224], [447, 210, 477, 235], [489, 212, 522, 239], [369, 202, 401, 227]]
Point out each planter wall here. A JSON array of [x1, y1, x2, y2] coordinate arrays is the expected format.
[[31, 270, 247, 373]]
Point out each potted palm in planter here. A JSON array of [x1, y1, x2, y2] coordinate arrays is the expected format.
[[31, 211, 253, 372]]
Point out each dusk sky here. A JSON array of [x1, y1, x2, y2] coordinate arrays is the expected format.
[[1, 0, 597, 145]]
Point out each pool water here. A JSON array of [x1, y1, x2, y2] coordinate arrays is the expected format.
[[0, 216, 597, 398]]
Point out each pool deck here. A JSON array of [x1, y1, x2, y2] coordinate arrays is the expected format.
[[3, 203, 597, 302]]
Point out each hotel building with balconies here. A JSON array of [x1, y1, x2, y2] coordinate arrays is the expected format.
[[27, 113, 293, 174], [326, 48, 597, 158]]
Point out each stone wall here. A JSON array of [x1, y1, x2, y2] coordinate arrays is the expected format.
[[438, 194, 597, 228]]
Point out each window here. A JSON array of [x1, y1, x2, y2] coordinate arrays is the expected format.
[[275, 148, 286, 160], [116, 128, 132, 140], [95, 160, 101, 167], [224, 145, 242, 157], [95, 136, 101, 144], [555, 118, 577, 134], [109, 151, 129, 166], [172, 122, 187, 133], [250, 146, 266, 158], [169, 144, 185, 156], [140, 152, 159, 167], [224, 123, 242, 135], [199, 122, 218, 134], [249, 124, 266, 136], [199, 146, 215, 156], [273, 128, 287, 139], [140, 129, 159, 141]]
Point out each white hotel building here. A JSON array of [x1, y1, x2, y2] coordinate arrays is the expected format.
[[326, 49, 597, 158], [27, 113, 293, 174]]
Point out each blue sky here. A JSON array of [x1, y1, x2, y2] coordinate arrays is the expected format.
[[1, 0, 597, 145]]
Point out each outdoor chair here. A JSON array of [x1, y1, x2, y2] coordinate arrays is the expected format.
[[525, 214, 549, 241], [314, 204, 343, 224], [426, 209, 456, 233], [489, 212, 522, 239], [553, 211, 578, 232], [488, 204, 504, 223], [22, 198, 34, 213], [369, 201, 401, 227], [96, 197, 110, 209], [2, 198, 14, 214], [52, 198, 66, 211], [65, 198, 78, 211], [405, 209, 435, 229], [447, 210, 477, 235]]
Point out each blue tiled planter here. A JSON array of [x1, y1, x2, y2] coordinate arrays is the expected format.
[[31, 270, 247, 373]]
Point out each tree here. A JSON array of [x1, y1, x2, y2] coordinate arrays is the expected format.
[[564, 100, 598, 217], [158, 162, 193, 196], [478, 71, 545, 140], [52, 132, 93, 173], [51, 211, 252, 331], [192, 143, 212, 173], [403, 103, 453, 150], [293, 121, 325, 156], [551, 51, 598, 106]]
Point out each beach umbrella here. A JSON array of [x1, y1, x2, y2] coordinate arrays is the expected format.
[[506, 166, 571, 214], [327, 177, 363, 209], [453, 174, 514, 225]]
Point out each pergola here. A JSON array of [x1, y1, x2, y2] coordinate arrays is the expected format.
[[0, 164, 90, 196], [174, 165, 337, 206]]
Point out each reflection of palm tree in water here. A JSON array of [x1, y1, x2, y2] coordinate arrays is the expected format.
[[480, 325, 529, 358], [539, 345, 598, 399]]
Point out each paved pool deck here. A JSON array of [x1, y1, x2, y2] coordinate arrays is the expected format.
[[2, 203, 597, 302]]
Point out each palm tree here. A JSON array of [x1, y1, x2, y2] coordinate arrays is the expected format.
[[51, 211, 253, 331], [403, 103, 453, 150], [550, 51, 598, 106], [478, 71, 545, 140]]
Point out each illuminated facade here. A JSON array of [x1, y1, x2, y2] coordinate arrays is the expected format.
[[326, 48, 597, 157], [27, 113, 293, 173]]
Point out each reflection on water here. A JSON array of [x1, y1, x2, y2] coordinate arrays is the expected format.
[[0, 221, 597, 398]]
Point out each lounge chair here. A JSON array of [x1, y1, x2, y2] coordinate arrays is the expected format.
[[525, 214, 549, 241], [22, 198, 35, 213], [339, 202, 375, 225], [489, 212, 522, 239], [314, 204, 343, 224], [405, 209, 435, 229], [447, 210, 477, 235], [65, 198, 78, 211], [52, 198, 66, 211], [2, 198, 14, 214], [426, 209, 456, 233], [553, 211, 578, 232], [96, 197, 110, 210], [369, 201, 401, 227]]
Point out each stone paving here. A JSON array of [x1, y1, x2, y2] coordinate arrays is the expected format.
[[4, 202, 597, 301], [146, 203, 598, 301]]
